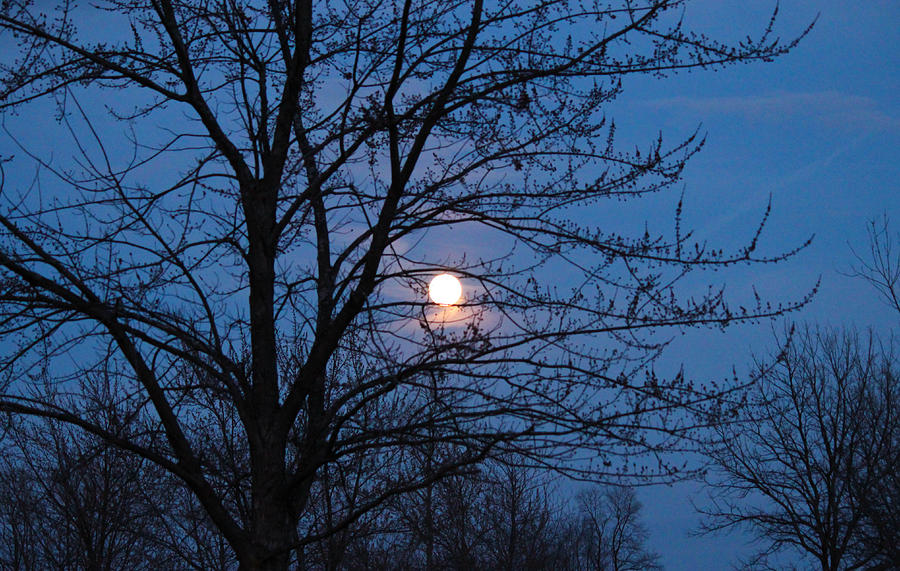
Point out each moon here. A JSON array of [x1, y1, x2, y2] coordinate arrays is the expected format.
[[428, 274, 462, 306]]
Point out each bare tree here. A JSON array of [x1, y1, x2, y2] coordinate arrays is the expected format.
[[573, 486, 662, 571], [0, 1, 812, 568], [699, 326, 899, 571], [845, 215, 900, 568], [472, 462, 562, 571], [848, 215, 900, 316], [0, 413, 235, 570], [849, 365, 900, 570], [340, 459, 572, 571]]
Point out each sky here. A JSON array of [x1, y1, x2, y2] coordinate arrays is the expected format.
[[0, 1, 897, 568], [610, 1, 900, 568]]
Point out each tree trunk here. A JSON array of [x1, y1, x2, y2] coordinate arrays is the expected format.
[[241, 462, 295, 571]]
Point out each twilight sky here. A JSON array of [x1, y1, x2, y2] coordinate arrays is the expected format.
[[613, 1, 899, 568]]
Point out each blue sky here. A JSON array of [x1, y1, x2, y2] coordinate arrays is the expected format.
[[614, 1, 899, 567]]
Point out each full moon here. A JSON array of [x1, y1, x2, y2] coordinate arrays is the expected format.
[[428, 274, 462, 306]]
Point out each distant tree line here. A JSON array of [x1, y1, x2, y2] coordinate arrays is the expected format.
[[0, 425, 661, 570]]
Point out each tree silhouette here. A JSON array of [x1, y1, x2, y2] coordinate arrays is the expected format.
[[0, 388, 235, 570], [699, 326, 899, 571], [574, 486, 662, 571], [0, 1, 811, 568]]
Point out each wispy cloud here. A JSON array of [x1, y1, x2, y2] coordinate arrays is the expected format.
[[643, 91, 900, 131]]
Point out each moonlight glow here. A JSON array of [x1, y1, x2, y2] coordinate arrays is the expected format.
[[428, 274, 462, 306]]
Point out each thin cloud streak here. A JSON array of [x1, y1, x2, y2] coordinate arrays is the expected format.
[[642, 91, 900, 131]]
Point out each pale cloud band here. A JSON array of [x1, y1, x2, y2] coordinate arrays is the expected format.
[[642, 91, 899, 131]]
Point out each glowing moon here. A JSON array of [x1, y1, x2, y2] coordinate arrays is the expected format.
[[428, 274, 462, 306]]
